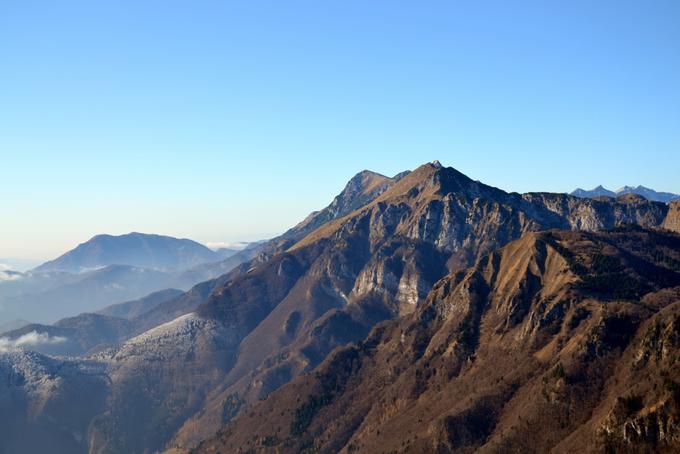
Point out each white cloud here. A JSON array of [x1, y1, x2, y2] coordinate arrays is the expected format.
[[206, 241, 251, 251], [0, 259, 42, 272], [0, 269, 23, 281], [0, 331, 67, 352]]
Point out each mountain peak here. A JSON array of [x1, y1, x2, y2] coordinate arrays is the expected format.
[[34, 233, 219, 273], [276, 168, 402, 245], [571, 186, 617, 199], [346, 169, 392, 194], [382, 161, 500, 204], [412, 159, 445, 173]]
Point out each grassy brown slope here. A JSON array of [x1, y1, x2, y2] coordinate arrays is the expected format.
[[196, 228, 680, 454]]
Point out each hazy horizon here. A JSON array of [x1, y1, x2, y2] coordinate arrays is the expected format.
[[3, 160, 679, 262], [2, 0, 679, 260]]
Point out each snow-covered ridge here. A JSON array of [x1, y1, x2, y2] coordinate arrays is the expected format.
[[112, 313, 226, 361], [0, 349, 106, 397]]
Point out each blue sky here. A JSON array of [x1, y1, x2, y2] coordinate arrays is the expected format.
[[1, 1, 679, 260]]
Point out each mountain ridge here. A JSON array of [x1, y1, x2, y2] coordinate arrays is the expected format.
[[34, 232, 220, 273]]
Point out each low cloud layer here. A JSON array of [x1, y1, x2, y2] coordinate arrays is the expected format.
[[0, 268, 23, 281], [0, 259, 41, 273], [0, 331, 67, 352], [206, 241, 251, 251]]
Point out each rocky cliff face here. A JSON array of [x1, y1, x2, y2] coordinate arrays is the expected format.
[[200, 227, 680, 454], [664, 201, 680, 233]]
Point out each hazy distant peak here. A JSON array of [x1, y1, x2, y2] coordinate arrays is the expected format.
[[572, 185, 679, 203], [571, 186, 617, 199], [34, 232, 220, 273]]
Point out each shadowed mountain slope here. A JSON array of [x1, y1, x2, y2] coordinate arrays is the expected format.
[[0, 351, 109, 454], [200, 227, 680, 454], [96, 288, 185, 319]]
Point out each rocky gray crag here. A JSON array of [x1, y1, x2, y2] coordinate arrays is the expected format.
[[664, 200, 680, 233]]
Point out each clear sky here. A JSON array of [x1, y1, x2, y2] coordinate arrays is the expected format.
[[1, 1, 679, 260]]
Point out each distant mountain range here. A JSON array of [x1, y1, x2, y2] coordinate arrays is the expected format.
[[0, 265, 177, 324], [571, 185, 680, 203], [0, 233, 266, 325], [0, 288, 188, 356], [0, 318, 30, 333]]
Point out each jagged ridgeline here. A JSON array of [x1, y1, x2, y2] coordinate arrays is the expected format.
[[1, 162, 679, 454]]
